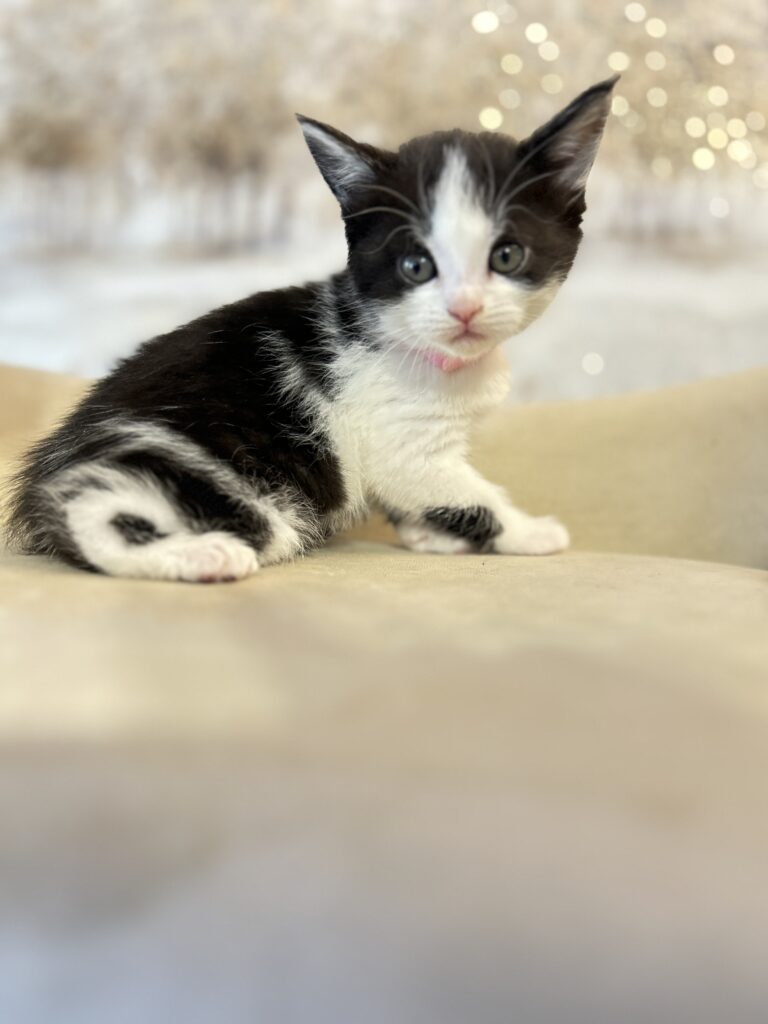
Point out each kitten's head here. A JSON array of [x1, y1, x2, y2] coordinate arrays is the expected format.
[[299, 77, 616, 372]]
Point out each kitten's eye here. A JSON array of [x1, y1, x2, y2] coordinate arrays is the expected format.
[[489, 243, 525, 275], [399, 253, 436, 285]]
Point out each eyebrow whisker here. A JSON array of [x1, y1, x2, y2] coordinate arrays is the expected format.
[[343, 205, 416, 224], [498, 202, 561, 226], [495, 125, 567, 208], [347, 182, 421, 215], [359, 223, 414, 255], [498, 169, 561, 209]]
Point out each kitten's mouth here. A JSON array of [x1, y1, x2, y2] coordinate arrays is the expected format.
[[452, 325, 486, 342], [422, 347, 489, 374]]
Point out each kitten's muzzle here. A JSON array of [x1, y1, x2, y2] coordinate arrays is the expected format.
[[447, 298, 484, 325], [451, 323, 487, 342]]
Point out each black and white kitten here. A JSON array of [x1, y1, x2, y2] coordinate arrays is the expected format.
[[7, 78, 616, 582]]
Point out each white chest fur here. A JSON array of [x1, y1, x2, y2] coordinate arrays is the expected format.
[[325, 344, 511, 517]]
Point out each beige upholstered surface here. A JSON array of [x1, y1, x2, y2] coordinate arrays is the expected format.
[[1, 362, 767, 1022], [2, 360, 767, 735]]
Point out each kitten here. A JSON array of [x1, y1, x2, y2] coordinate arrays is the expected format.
[[6, 77, 616, 583]]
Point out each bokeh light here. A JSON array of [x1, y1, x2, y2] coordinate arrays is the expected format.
[[538, 41, 560, 61], [582, 352, 605, 375], [541, 73, 563, 94], [471, 11, 500, 34], [645, 17, 667, 38], [500, 53, 523, 75], [479, 106, 503, 130], [707, 128, 728, 149], [608, 51, 631, 72], [525, 22, 548, 43], [713, 44, 735, 66], [624, 3, 646, 23], [707, 86, 729, 107], [692, 147, 716, 170], [645, 50, 666, 71], [499, 88, 521, 110], [685, 117, 707, 138]]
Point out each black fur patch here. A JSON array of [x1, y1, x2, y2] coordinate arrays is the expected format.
[[423, 506, 502, 551], [110, 451, 270, 549], [85, 284, 347, 517], [111, 513, 165, 545]]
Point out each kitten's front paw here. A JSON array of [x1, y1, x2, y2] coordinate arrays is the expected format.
[[495, 515, 570, 556], [397, 523, 474, 555]]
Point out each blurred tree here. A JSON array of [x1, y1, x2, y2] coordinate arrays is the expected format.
[[0, 0, 765, 250]]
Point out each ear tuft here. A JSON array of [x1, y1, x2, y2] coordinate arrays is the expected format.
[[521, 76, 618, 195], [297, 115, 385, 205]]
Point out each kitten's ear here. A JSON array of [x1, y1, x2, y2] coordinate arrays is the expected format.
[[519, 76, 618, 197], [297, 115, 391, 205]]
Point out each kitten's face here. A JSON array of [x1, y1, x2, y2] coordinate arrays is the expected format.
[[300, 77, 616, 371]]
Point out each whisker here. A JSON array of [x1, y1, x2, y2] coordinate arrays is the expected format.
[[347, 182, 421, 215], [498, 168, 561, 209], [495, 126, 566, 208], [360, 223, 414, 255], [498, 203, 561, 226], [417, 156, 429, 217], [344, 205, 415, 224]]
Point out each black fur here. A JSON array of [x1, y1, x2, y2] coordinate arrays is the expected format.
[[80, 283, 345, 513], [111, 513, 165, 545], [7, 281, 348, 562], [110, 451, 271, 545], [424, 506, 503, 551]]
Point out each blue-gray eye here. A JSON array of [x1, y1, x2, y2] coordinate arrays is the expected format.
[[489, 242, 525, 275], [399, 253, 436, 285]]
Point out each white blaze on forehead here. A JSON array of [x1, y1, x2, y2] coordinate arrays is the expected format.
[[425, 148, 495, 301]]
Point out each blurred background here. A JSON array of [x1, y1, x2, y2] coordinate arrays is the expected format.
[[3, 8, 768, 1023], [0, 0, 766, 398]]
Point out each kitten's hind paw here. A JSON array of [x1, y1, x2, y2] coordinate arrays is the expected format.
[[495, 515, 570, 556]]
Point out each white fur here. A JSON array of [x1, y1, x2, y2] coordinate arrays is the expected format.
[[426, 149, 495, 306], [325, 341, 569, 557]]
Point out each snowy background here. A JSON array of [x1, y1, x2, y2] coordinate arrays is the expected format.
[[0, 0, 766, 401], [2, 237, 767, 402]]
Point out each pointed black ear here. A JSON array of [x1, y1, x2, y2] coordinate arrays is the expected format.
[[297, 115, 392, 205], [520, 76, 618, 196]]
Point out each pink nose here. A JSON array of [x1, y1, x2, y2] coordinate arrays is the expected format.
[[448, 300, 484, 325]]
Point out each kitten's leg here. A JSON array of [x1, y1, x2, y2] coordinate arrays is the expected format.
[[375, 459, 569, 556], [34, 457, 304, 582]]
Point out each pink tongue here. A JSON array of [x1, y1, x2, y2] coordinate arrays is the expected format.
[[424, 350, 467, 373]]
